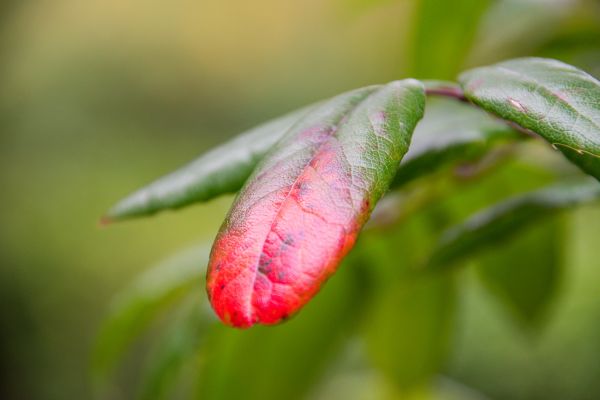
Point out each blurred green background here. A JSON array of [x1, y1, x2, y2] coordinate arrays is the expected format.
[[1, 0, 600, 399]]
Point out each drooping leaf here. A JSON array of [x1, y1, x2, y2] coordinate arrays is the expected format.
[[206, 80, 426, 328], [391, 95, 520, 187], [91, 245, 209, 384], [459, 57, 600, 179], [476, 217, 564, 330], [428, 179, 600, 268], [363, 273, 456, 389], [104, 105, 314, 221]]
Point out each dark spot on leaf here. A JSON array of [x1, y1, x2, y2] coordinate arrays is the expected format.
[[284, 234, 294, 246], [258, 256, 272, 275], [297, 181, 310, 196]]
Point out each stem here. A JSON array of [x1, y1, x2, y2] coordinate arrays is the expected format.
[[423, 80, 467, 102], [425, 86, 467, 102]]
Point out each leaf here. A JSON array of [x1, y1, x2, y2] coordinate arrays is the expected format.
[[391, 94, 520, 187], [206, 80, 425, 327], [410, 0, 492, 79], [91, 245, 209, 384], [428, 179, 600, 268], [466, 0, 574, 65], [137, 296, 212, 400], [459, 57, 600, 180], [104, 105, 314, 221], [363, 273, 456, 389], [476, 217, 564, 330]]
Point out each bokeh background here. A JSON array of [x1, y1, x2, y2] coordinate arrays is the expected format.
[[1, 0, 600, 399]]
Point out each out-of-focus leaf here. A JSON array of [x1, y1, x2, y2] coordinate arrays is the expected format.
[[466, 0, 574, 66], [363, 273, 456, 389], [429, 179, 600, 268], [91, 245, 209, 385], [138, 296, 212, 400], [391, 95, 520, 187], [434, 376, 493, 400], [207, 81, 425, 328], [459, 57, 600, 179], [355, 183, 458, 390], [410, 0, 492, 79], [476, 218, 564, 330], [195, 258, 369, 400], [104, 105, 314, 221]]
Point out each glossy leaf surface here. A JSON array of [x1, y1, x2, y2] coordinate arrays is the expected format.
[[206, 80, 425, 327], [459, 57, 600, 179], [105, 106, 313, 221], [429, 179, 600, 268]]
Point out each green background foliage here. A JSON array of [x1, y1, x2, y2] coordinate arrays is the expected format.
[[1, 1, 599, 399]]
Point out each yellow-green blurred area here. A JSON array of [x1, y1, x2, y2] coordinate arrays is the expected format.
[[1, 0, 600, 399]]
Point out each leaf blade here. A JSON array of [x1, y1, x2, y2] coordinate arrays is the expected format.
[[410, 0, 492, 79], [429, 179, 600, 268], [364, 273, 456, 389], [459, 57, 600, 179], [206, 80, 426, 327], [137, 296, 212, 400], [476, 218, 564, 330]]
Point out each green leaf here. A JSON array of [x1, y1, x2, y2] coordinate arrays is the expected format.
[[206, 80, 425, 327], [466, 0, 574, 65], [363, 273, 456, 389], [459, 57, 600, 180], [410, 0, 492, 79], [391, 95, 520, 187], [138, 296, 212, 400], [91, 245, 209, 385], [476, 217, 564, 330], [104, 105, 315, 221], [429, 179, 600, 268]]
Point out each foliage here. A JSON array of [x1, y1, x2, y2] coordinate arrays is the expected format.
[[98, 53, 600, 399]]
